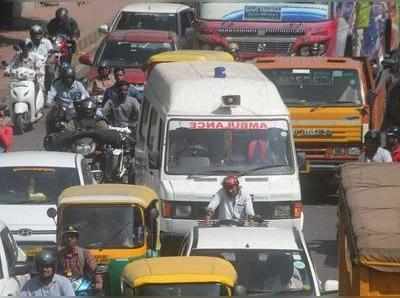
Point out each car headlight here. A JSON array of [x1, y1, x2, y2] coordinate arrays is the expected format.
[[348, 146, 361, 156], [174, 205, 192, 218], [273, 205, 291, 218], [333, 146, 346, 156]]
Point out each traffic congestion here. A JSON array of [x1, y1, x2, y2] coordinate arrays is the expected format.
[[0, 0, 400, 296]]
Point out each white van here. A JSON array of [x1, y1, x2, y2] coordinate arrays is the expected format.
[[135, 61, 305, 241]]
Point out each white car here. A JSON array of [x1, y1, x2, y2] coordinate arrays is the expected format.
[[0, 151, 95, 259], [180, 220, 338, 296], [0, 220, 30, 296], [99, 2, 195, 49]]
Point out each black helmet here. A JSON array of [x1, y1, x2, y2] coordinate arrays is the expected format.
[[61, 65, 76, 80], [36, 248, 57, 269], [63, 225, 80, 237], [55, 7, 69, 19], [387, 127, 400, 139], [365, 130, 381, 144], [75, 97, 97, 118], [30, 24, 44, 36]]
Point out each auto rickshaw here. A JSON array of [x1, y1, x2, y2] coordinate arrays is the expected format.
[[48, 184, 160, 295], [120, 256, 247, 296], [144, 50, 234, 78]]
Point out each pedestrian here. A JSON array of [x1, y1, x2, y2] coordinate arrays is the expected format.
[[206, 175, 255, 221], [386, 127, 400, 162], [21, 249, 75, 296], [58, 226, 103, 293], [0, 104, 13, 152], [359, 130, 392, 162]]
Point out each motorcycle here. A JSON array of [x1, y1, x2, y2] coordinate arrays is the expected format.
[[7, 66, 45, 134], [103, 126, 136, 184], [70, 277, 96, 296]]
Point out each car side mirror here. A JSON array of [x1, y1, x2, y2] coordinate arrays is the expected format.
[[296, 152, 309, 174], [323, 280, 339, 295], [98, 24, 109, 33], [78, 53, 93, 66], [233, 285, 247, 296], [148, 151, 161, 169], [47, 207, 57, 219]]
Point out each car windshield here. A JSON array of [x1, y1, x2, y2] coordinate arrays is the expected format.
[[191, 249, 314, 295], [166, 119, 294, 175], [262, 69, 363, 106], [136, 283, 228, 296], [116, 12, 178, 32], [62, 206, 144, 249], [0, 167, 80, 205], [199, 0, 331, 22], [99, 40, 173, 67]]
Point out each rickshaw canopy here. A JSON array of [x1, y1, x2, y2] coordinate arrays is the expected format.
[[122, 256, 238, 288], [58, 184, 158, 208], [147, 50, 234, 65]]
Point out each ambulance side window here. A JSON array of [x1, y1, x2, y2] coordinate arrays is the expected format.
[[139, 99, 150, 140], [147, 108, 159, 151]]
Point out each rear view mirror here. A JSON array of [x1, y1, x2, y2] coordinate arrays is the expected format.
[[233, 285, 247, 296], [148, 151, 161, 169], [296, 152, 309, 174], [47, 207, 57, 219], [323, 280, 339, 295], [98, 24, 109, 33]]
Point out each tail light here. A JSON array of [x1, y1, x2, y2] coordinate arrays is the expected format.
[[292, 201, 303, 218], [162, 201, 172, 218]]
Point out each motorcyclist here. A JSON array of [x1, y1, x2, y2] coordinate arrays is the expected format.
[[102, 80, 140, 129], [47, 8, 80, 63], [386, 127, 400, 162], [88, 61, 114, 97], [21, 249, 75, 296], [27, 24, 53, 59], [4, 41, 45, 91], [0, 104, 13, 152], [47, 64, 89, 106], [58, 226, 103, 293], [47, 8, 80, 40], [359, 130, 392, 162], [72, 97, 108, 130], [206, 175, 255, 221]]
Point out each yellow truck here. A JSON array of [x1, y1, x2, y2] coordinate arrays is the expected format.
[[256, 57, 387, 176], [338, 162, 400, 296]]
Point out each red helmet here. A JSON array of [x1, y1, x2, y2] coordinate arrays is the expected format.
[[222, 175, 239, 190]]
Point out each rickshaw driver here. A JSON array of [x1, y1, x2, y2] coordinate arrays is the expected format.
[[58, 226, 103, 292], [206, 175, 255, 221]]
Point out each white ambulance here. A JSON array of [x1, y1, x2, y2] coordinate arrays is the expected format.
[[135, 61, 306, 241]]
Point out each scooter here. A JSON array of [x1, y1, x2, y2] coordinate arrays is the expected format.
[[7, 66, 45, 134]]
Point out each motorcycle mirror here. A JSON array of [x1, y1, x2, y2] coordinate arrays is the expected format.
[[47, 207, 57, 219]]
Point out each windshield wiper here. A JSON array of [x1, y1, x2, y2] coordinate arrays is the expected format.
[[238, 164, 288, 177], [187, 169, 241, 178]]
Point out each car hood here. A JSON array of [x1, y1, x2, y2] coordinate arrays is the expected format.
[[164, 175, 300, 202]]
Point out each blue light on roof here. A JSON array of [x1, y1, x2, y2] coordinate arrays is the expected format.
[[214, 67, 226, 78]]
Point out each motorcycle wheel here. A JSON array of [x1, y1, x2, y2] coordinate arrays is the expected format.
[[14, 114, 25, 135]]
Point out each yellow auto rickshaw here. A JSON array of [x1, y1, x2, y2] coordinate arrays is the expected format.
[[48, 184, 160, 295], [121, 256, 247, 296], [144, 50, 234, 78]]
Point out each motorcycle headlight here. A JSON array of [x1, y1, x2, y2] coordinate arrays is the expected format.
[[74, 141, 96, 156], [174, 205, 192, 218], [348, 146, 361, 156]]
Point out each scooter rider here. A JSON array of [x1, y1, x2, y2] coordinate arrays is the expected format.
[[21, 249, 75, 296], [27, 24, 53, 59], [58, 226, 103, 293], [206, 175, 255, 221], [386, 127, 400, 162], [89, 61, 114, 97], [359, 130, 392, 162]]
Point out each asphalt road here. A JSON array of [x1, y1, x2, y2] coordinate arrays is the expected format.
[[11, 116, 338, 285]]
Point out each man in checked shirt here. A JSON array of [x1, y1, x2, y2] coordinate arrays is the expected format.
[[58, 226, 103, 292]]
